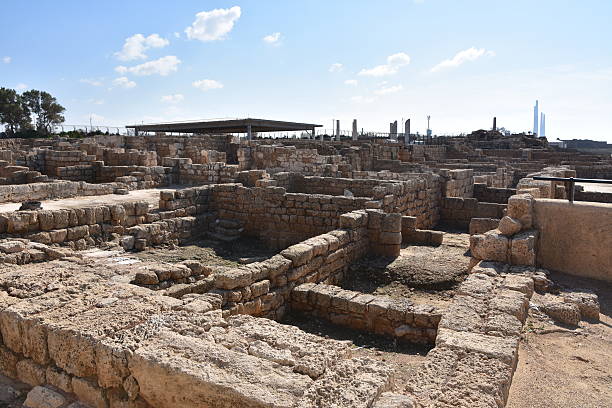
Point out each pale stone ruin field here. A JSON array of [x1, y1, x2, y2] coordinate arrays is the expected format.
[[0, 132, 610, 408]]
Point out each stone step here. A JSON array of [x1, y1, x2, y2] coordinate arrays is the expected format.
[[215, 226, 244, 237], [216, 218, 243, 229], [207, 231, 240, 242]]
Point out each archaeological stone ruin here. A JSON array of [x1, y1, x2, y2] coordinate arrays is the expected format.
[[0, 127, 610, 408]]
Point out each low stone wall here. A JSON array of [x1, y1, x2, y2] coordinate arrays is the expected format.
[[291, 283, 441, 344], [162, 158, 238, 185], [0, 181, 118, 203], [238, 144, 345, 175], [440, 197, 506, 229], [474, 183, 516, 204], [575, 189, 612, 203]]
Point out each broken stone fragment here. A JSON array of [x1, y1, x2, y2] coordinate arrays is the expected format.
[[562, 290, 600, 321], [507, 193, 534, 229], [541, 295, 581, 326], [23, 386, 66, 408], [498, 216, 522, 236], [0, 240, 26, 254]]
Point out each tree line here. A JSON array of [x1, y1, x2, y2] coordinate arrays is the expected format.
[[0, 87, 65, 137]]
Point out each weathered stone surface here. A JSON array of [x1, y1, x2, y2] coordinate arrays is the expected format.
[[373, 392, 416, 408], [541, 295, 581, 326], [470, 230, 508, 263], [510, 230, 537, 266], [0, 240, 26, 254], [129, 329, 312, 408], [562, 290, 600, 320], [498, 216, 522, 236], [23, 386, 66, 408], [295, 358, 393, 408], [507, 193, 534, 228]]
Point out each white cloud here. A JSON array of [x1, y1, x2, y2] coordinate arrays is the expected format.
[[161, 94, 184, 103], [350, 95, 377, 104], [185, 6, 241, 42], [89, 99, 105, 105], [80, 78, 103, 86], [193, 79, 224, 91], [15, 83, 28, 90], [2, 56, 11, 64], [263, 32, 281, 45], [115, 56, 181, 76], [113, 77, 136, 89], [374, 84, 403, 95], [174, 32, 181, 39], [359, 52, 411, 77], [114, 33, 169, 61], [430, 47, 495, 72], [329, 63, 343, 73], [344, 79, 358, 86]]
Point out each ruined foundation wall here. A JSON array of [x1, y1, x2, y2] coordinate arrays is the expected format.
[[291, 283, 441, 344]]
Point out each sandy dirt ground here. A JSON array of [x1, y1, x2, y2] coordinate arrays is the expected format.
[[343, 231, 471, 308], [506, 272, 612, 408], [0, 186, 186, 213]]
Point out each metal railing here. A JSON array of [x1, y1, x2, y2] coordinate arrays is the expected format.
[[532, 176, 612, 203]]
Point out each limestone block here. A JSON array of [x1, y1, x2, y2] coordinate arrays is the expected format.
[[0, 346, 19, 378], [507, 194, 534, 228], [378, 231, 402, 245], [541, 297, 581, 326], [280, 243, 314, 266], [72, 377, 107, 408], [562, 290, 600, 320], [46, 366, 73, 393], [23, 386, 66, 408], [215, 268, 253, 290], [510, 230, 537, 266], [498, 216, 522, 236], [96, 342, 129, 389], [435, 328, 519, 366], [0, 240, 26, 254], [16, 359, 46, 387], [469, 230, 509, 263]]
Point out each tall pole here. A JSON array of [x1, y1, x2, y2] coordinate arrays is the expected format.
[[533, 100, 539, 135]]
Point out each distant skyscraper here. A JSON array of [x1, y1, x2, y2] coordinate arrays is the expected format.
[[540, 113, 546, 137], [533, 100, 539, 135]]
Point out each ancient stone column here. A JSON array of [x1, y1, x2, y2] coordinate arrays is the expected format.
[[336, 120, 340, 141], [352, 119, 358, 141], [404, 119, 410, 145]]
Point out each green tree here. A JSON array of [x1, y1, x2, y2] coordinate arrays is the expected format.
[[22, 89, 65, 134], [0, 87, 31, 134]]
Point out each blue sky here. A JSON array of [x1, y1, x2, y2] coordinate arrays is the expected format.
[[1, 0, 611, 141]]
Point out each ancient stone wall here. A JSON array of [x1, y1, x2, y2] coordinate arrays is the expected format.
[[0, 181, 117, 203], [473, 183, 517, 204], [291, 283, 441, 344], [238, 144, 346, 175], [440, 197, 506, 229]]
